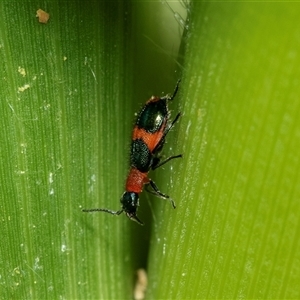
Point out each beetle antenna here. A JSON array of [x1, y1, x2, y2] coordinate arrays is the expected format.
[[82, 208, 123, 215]]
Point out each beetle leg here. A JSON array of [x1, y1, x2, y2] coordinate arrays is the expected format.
[[145, 179, 176, 209]]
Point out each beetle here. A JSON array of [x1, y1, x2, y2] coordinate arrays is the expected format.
[[82, 80, 182, 225]]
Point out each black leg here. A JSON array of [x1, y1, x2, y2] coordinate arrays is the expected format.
[[164, 112, 181, 137], [145, 179, 176, 209], [164, 79, 181, 101], [152, 154, 182, 170], [153, 112, 181, 155]]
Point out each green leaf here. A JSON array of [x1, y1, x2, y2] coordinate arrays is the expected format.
[[2, 1, 299, 299], [0, 1, 136, 299], [147, 2, 300, 299], [0, 1, 185, 299]]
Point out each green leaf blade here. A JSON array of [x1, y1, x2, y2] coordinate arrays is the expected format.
[[147, 2, 300, 299]]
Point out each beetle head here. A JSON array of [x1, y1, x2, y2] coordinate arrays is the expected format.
[[120, 192, 144, 225]]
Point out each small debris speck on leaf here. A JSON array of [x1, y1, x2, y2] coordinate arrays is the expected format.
[[36, 9, 50, 24]]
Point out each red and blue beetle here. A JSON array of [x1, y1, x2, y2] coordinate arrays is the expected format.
[[83, 80, 181, 225]]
